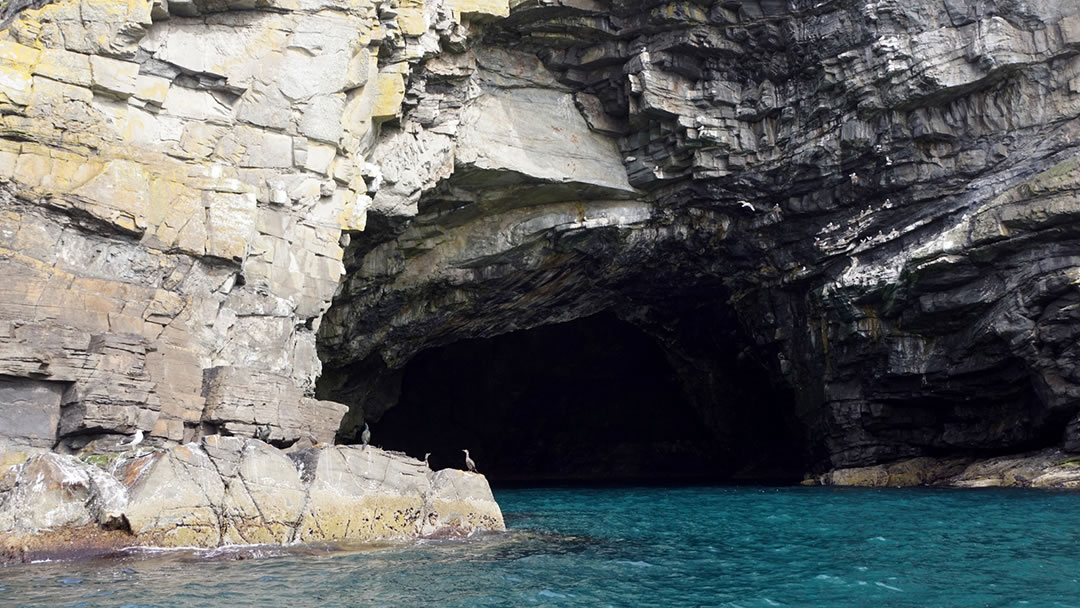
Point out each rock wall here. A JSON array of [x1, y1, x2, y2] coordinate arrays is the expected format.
[[0, 0, 509, 461], [0, 0, 1079, 481], [316, 0, 1080, 473]]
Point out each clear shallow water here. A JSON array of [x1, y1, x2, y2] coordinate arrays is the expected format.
[[3, 486, 1080, 607]]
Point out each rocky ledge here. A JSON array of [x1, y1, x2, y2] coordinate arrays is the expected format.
[[0, 438, 504, 564], [818, 449, 1080, 489]]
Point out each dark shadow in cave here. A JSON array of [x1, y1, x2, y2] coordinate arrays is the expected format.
[[369, 312, 806, 484]]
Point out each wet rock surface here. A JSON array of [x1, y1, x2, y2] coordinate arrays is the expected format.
[[819, 448, 1080, 489], [0, 438, 504, 563]]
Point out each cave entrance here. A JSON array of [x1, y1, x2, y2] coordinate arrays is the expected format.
[[368, 312, 806, 484]]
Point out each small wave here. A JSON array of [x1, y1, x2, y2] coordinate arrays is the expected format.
[[875, 581, 903, 592], [614, 560, 653, 568], [868, 536, 887, 542], [538, 590, 569, 599]]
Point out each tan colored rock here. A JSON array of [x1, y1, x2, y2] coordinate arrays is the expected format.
[[292, 445, 504, 542], [201, 366, 345, 444], [34, 48, 93, 87], [447, 0, 508, 21], [426, 468, 505, 535], [119, 445, 225, 546], [0, 40, 38, 107], [1, 443, 505, 557], [89, 55, 139, 98], [822, 450, 1080, 489], [371, 70, 406, 123]]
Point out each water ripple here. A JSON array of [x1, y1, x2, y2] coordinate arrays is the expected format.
[[2, 487, 1080, 606]]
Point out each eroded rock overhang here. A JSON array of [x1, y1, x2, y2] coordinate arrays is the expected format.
[[318, 0, 1080, 475], [0, 0, 1078, 480]]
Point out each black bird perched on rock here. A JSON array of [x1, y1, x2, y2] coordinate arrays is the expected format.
[[463, 449, 477, 473], [361, 422, 371, 448], [255, 423, 271, 442]]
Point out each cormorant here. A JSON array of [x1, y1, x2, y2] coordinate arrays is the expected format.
[[361, 423, 371, 448], [255, 423, 271, 442], [463, 449, 477, 473]]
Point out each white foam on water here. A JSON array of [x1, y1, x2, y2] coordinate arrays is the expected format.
[[615, 559, 652, 568], [875, 581, 903, 592]]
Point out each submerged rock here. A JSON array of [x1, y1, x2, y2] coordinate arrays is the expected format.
[[0, 438, 504, 563]]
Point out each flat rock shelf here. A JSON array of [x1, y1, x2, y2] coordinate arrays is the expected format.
[[0, 439, 504, 565]]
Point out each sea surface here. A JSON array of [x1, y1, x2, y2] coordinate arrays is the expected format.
[[3, 486, 1080, 607]]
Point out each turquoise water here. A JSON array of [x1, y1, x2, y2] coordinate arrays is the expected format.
[[4, 486, 1080, 607]]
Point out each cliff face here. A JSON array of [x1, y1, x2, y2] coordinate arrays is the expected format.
[[318, 0, 1080, 472], [0, 0, 1078, 477]]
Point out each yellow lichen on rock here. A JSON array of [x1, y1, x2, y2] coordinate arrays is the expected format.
[[396, 0, 428, 36], [447, 0, 509, 21], [371, 70, 406, 123], [0, 41, 39, 107]]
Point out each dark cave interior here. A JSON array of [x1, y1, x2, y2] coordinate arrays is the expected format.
[[365, 312, 808, 484]]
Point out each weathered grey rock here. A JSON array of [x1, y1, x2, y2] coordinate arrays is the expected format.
[[200, 366, 347, 445], [0, 376, 64, 449], [820, 449, 1080, 489], [316, 0, 1080, 482], [0, 439, 503, 560], [291, 445, 503, 541], [0, 0, 396, 455], [0, 453, 126, 534], [1, 0, 1079, 490]]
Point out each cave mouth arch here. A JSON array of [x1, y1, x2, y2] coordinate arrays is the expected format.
[[364, 312, 808, 485]]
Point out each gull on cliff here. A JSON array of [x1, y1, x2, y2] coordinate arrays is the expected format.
[[119, 429, 143, 451], [463, 449, 477, 473]]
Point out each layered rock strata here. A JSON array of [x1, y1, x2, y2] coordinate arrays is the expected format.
[[818, 448, 1080, 489], [0, 438, 504, 563], [0, 0, 507, 462], [317, 0, 1080, 476], [0, 0, 1078, 489]]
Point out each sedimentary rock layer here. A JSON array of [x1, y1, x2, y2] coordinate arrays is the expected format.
[[0, 0, 1078, 484], [317, 0, 1080, 474], [0, 0, 510, 462]]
